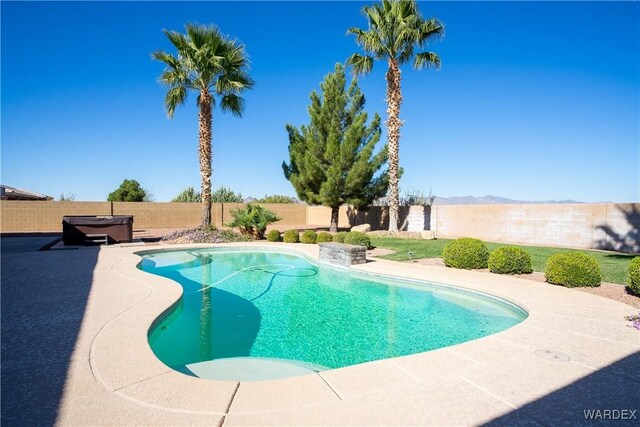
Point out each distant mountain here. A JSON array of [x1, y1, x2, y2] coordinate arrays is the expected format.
[[432, 195, 582, 205]]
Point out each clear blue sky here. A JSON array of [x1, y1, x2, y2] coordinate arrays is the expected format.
[[2, 1, 638, 202]]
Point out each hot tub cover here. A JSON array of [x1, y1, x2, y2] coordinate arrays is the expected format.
[[63, 216, 133, 225]]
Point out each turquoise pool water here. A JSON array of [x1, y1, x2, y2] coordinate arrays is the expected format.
[[140, 248, 526, 377]]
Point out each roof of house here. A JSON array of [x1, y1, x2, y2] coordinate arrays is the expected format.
[[0, 185, 53, 201]]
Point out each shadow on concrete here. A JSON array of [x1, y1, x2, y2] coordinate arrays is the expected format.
[[484, 351, 640, 426], [1, 232, 61, 253], [1, 244, 99, 426], [595, 204, 640, 254]]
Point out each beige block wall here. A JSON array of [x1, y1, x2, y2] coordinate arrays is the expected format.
[[3, 200, 637, 253], [112, 202, 201, 229], [430, 203, 640, 253], [1, 201, 111, 232]]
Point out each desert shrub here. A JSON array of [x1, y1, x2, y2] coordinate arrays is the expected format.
[[545, 252, 602, 287], [317, 232, 333, 243], [301, 230, 318, 244], [161, 227, 249, 244], [344, 231, 371, 249], [224, 203, 281, 240], [283, 229, 300, 243], [442, 237, 490, 270], [267, 229, 281, 242], [333, 232, 348, 243], [488, 247, 533, 275], [627, 256, 640, 296]]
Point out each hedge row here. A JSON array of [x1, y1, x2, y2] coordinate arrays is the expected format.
[[442, 237, 617, 288], [266, 230, 371, 248]]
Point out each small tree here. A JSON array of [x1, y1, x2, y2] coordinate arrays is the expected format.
[[59, 193, 76, 201], [283, 63, 388, 232], [107, 179, 148, 202], [225, 203, 281, 239], [172, 187, 201, 203], [211, 186, 243, 203]]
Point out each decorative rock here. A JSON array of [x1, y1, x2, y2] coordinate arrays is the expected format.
[[318, 242, 366, 267], [351, 223, 371, 233], [421, 230, 436, 240]]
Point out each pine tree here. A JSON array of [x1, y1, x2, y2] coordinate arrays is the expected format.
[[283, 63, 388, 232]]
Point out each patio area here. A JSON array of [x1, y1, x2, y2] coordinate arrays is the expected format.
[[1, 239, 638, 426]]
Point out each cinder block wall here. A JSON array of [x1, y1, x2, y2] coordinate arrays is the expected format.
[[0, 201, 111, 232], [112, 202, 201, 229], [429, 203, 640, 253], [2, 200, 637, 253], [0, 201, 307, 232]]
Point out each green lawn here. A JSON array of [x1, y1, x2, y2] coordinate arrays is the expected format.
[[370, 237, 636, 285]]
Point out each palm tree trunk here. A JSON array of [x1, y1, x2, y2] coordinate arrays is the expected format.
[[199, 91, 213, 227], [330, 206, 339, 233], [386, 59, 403, 232]]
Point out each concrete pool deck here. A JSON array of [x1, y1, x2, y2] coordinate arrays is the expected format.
[[1, 241, 638, 426]]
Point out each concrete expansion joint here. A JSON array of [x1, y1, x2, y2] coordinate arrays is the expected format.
[[457, 374, 518, 410], [388, 360, 423, 384], [219, 382, 240, 426], [317, 372, 344, 400], [114, 370, 173, 393], [445, 348, 486, 366]]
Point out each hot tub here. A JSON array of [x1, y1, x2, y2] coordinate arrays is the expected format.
[[62, 215, 133, 245]]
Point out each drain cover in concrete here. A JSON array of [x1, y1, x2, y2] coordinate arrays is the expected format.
[[535, 349, 570, 362]]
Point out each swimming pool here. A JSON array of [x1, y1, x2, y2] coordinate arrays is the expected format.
[[139, 248, 527, 380]]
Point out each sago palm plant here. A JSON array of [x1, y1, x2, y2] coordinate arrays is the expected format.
[[347, 0, 443, 231], [153, 24, 254, 227]]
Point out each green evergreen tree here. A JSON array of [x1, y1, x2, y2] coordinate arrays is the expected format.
[[211, 186, 243, 203], [172, 186, 201, 203], [283, 63, 388, 232], [107, 179, 148, 202]]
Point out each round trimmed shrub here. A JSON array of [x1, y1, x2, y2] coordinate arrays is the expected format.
[[283, 230, 299, 243], [317, 232, 333, 243], [266, 229, 281, 242], [627, 256, 640, 296], [544, 252, 602, 287], [344, 231, 371, 249], [333, 231, 348, 243], [442, 238, 490, 270], [301, 230, 318, 244], [488, 247, 533, 275]]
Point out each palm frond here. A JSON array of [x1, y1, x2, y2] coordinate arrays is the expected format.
[[346, 53, 374, 76], [220, 94, 245, 117], [418, 18, 445, 46], [165, 85, 187, 118], [163, 29, 190, 53], [413, 51, 441, 70]]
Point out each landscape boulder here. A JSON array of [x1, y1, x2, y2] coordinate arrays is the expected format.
[[351, 223, 371, 233], [421, 230, 436, 240]]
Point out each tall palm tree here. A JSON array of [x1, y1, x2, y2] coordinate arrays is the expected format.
[[347, 0, 443, 232], [153, 24, 254, 227]]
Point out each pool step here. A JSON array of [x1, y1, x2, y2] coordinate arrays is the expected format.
[[84, 234, 109, 245]]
